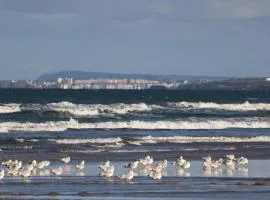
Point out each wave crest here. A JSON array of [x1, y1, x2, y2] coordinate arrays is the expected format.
[[0, 104, 21, 114], [170, 101, 270, 111], [0, 117, 270, 132]]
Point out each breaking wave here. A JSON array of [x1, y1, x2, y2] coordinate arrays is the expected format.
[[0, 103, 21, 114], [30, 101, 154, 117], [49, 137, 122, 144], [170, 101, 270, 111], [0, 117, 270, 132], [50, 135, 270, 145], [135, 135, 270, 144], [2, 101, 270, 118]]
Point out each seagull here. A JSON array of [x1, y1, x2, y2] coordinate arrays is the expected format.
[[22, 164, 34, 172], [157, 160, 167, 169], [139, 165, 152, 176], [139, 158, 149, 166], [99, 161, 111, 171], [124, 160, 139, 169], [146, 155, 153, 165], [226, 154, 235, 160], [149, 171, 162, 180], [52, 167, 63, 176], [237, 156, 248, 166], [61, 156, 71, 164], [201, 155, 211, 163], [19, 169, 31, 178], [99, 165, 114, 178], [37, 161, 45, 169], [183, 161, 191, 169], [43, 161, 50, 167], [139, 155, 153, 166], [76, 160, 85, 170], [30, 160, 37, 167], [151, 163, 164, 173], [8, 168, 19, 176], [203, 161, 211, 169], [225, 159, 235, 170], [0, 169, 4, 180], [2, 160, 12, 166], [211, 161, 219, 169], [174, 156, 186, 167], [120, 170, 136, 181]]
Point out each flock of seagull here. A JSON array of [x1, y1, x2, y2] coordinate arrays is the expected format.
[[0, 154, 248, 181]]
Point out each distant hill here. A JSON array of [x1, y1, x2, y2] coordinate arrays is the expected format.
[[37, 71, 230, 82]]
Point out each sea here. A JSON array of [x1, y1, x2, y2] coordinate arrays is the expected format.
[[1, 89, 270, 199]]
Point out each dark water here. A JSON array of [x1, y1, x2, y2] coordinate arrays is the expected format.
[[1, 89, 270, 198], [1, 89, 270, 104]]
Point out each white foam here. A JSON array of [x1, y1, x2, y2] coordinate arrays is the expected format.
[[47, 101, 152, 116], [50, 137, 122, 144], [136, 135, 270, 143], [76, 118, 270, 130], [0, 117, 270, 132], [170, 101, 270, 111], [0, 103, 21, 113], [5, 101, 270, 117]]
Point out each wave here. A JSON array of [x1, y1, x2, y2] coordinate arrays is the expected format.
[[31, 101, 154, 117], [170, 101, 270, 111], [135, 135, 270, 144], [2, 101, 270, 118], [50, 135, 270, 145], [0, 117, 270, 132], [0, 103, 21, 114], [49, 137, 122, 144]]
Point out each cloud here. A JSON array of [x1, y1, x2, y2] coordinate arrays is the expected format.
[[210, 0, 270, 20]]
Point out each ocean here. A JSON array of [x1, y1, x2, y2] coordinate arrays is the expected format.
[[1, 89, 270, 199]]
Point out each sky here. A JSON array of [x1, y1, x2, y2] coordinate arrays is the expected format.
[[0, 0, 270, 80]]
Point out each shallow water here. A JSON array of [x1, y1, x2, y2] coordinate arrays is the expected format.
[[1, 159, 270, 199]]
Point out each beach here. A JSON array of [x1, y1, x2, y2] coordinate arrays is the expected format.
[[1, 89, 270, 199]]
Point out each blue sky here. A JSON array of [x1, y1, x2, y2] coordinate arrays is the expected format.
[[0, 0, 270, 80]]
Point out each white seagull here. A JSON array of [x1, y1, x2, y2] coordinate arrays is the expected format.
[[76, 160, 85, 170], [120, 170, 136, 181], [61, 156, 71, 164]]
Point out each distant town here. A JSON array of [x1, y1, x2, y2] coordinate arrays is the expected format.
[[0, 71, 270, 90]]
